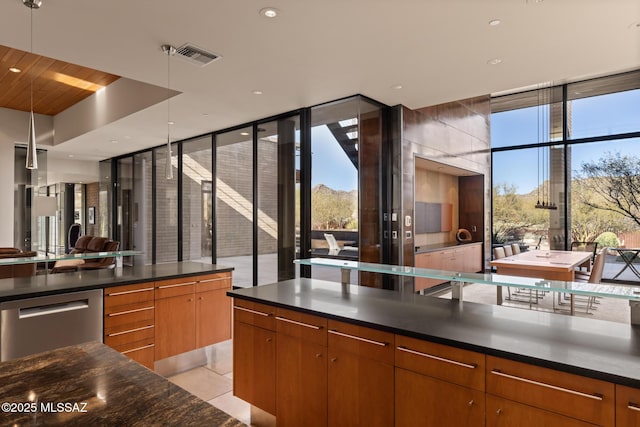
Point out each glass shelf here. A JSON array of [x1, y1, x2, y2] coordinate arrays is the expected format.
[[294, 258, 640, 302], [0, 251, 143, 266]]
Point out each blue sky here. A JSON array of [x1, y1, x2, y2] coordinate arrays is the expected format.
[[309, 89, 639, 194], [492, 89, 640, 194], [311, 125, 358, 191]]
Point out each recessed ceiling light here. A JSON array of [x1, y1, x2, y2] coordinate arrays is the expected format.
[[168, 121, 175, 125], [68, 154, 74, 158], [240, 132, 250, 136], [110, 140, 118, 144], [629, 21, 640, 29], [391, 84, 403, 90], [8, 67, 21, 73], [260, 7, 279, 18], [488, 19, 501, 26], [252, 90, 263, 95], [487, 58, 503, 65], [202, 113, 209, 116]]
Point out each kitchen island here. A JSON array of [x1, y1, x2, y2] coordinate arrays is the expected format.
[[229, 278, 640, 426], [0, 262, 234, 370], [0, 341, 244, 426]]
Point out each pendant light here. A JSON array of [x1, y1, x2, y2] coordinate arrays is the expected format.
[[24, 0, 42, 170], [534, 83, 557, 210], [162, 44, 176, 179]]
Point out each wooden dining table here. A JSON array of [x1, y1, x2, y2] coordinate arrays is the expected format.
[[490, 249, 593, 314]]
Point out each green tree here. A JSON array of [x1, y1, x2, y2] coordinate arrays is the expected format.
[[492, 183, 539, 243], [577, 152, 640, 227]]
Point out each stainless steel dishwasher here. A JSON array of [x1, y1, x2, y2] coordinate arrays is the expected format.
[[0, 289, 103, 361]]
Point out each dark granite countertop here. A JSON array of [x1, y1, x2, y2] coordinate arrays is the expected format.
[[228, 279, 640, 388], [0, 342, 245, 426], [0, 262, 233, 303], [415, 241, 481, 254]]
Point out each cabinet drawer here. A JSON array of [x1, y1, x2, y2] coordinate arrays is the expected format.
[[327, 319, 393, 364], [105, 283, 154, 310], [395, 335, 484, 391], [155, 278, 196, 299], [121, 343, 155, 369], [104, 305, 154, 334], [105, 324, 155, 348], [233, 300, 276, 331], [196, 272, 231, 292], [486, 356, 614, 426], [486, 394, 597, 427], [275, 307, 327, 346], [616, 384, 640, 426]]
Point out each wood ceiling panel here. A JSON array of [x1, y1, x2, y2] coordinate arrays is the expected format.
[[0, 44, 119, 116]]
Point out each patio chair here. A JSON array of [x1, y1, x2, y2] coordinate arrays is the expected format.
[[324, 233, 341, 255]]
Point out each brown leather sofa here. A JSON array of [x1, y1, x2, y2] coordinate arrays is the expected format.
[[51, 236, 120, 273], [0, 248, 37, 279]]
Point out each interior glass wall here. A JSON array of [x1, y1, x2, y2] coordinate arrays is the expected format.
[[181, 136, 213, 263], [98, 160, 112, 239], [154, 144, 178, 263], [256, 116, 300, 285], [216, 127, 253, 287], [133, 152, 153, 265]]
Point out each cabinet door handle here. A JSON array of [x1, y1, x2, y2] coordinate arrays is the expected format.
[[266, 338, 272, 343], [107, 324, 154, 337], [107, 287, 154, 296], [275, 316, 322, 330], [108, 306, 154, 317], [158, 281, 197, 289], [188, 298, 193, 302], [328, 329, 387, 347], [316, 353, 322, 358], [199, 277, 227, 283], [490, 370, 603, 401], [122, 343, 155, 355], [468, 400, 474, 407], [233, 306, 271, 317], [496, 408, 502, 415], [331, 357, 337, 362], [397, 346, 476, 369], [627, 403, 640, 412]]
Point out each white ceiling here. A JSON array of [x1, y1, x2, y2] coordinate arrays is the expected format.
[[1, 0, 639, 166]]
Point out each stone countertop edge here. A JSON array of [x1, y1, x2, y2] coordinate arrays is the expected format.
[[228, 278, 640, 389], [415, 241, 482, 254], [0, 341, 245, 426], [0, 261, 234, 303]]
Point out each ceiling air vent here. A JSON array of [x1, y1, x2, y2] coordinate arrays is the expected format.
[[174, 43, 220, 66]]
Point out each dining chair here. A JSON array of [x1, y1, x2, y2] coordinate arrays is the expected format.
[[571, 241, 598, 272], [493, 247, 505, 260], [511, 243, 521, 255], [503, 245, 514, 257], [558, 248, 607, 314]]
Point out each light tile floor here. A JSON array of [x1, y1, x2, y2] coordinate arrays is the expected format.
[[167, 340, 251, 426]]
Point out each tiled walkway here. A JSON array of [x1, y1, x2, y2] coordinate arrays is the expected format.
[[167, 340, 251, 425]]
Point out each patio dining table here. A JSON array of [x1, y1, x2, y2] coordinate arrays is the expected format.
[[611, 247, 640, 280]]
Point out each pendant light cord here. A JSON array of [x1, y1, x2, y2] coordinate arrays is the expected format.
[[30, 5, 34, 114]]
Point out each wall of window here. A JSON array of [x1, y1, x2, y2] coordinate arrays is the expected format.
[[492, 70, 640, 280]]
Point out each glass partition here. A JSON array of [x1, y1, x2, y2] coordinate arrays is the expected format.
[[216, 127, 253, 287], [154, 144, 178, 263], [182, 136, 213, 264]]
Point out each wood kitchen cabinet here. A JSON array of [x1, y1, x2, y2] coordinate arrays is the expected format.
[[104, 281, 156, 369], [155, 272, 232, 361], [154, 282, 196, 360], [233, 309, 276, 415], [616, 384, 640, 426], [486, 355, 614, 427], [486, 394, 597, 427], [276, 307, 327, 427], [195, 273, 232, 348], [414, 242, 482, 292], [395, 335, 485, 427], [327, 320, 394, 427]]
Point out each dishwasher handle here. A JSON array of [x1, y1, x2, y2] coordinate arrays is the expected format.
[[19, 299, 90, 319]]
